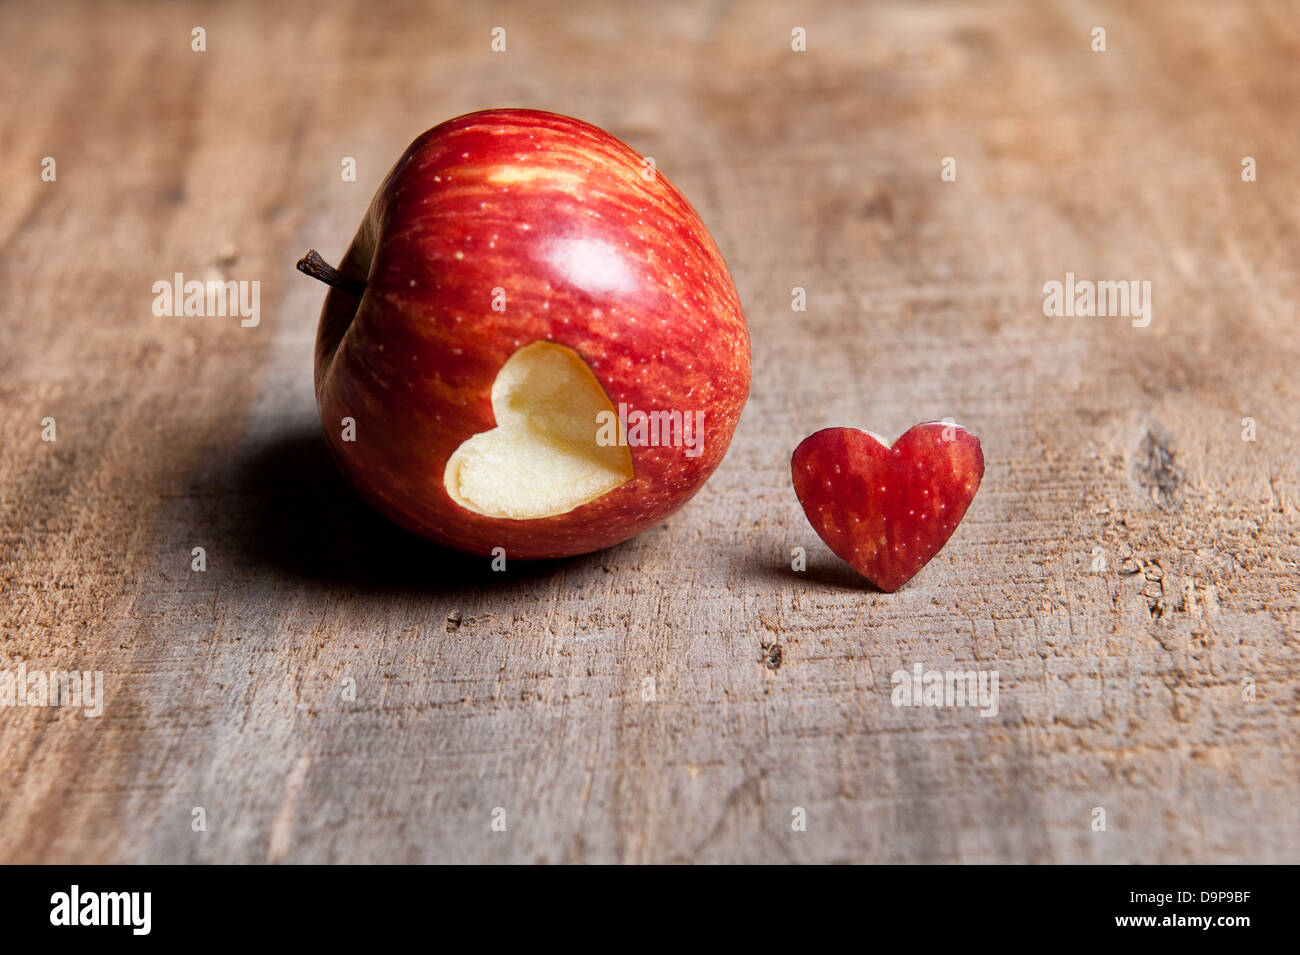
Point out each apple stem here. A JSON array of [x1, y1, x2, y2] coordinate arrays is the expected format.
[[296, 249, 366, 298]]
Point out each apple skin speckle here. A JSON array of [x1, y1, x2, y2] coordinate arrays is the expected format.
[[790, 422, 984, 592]]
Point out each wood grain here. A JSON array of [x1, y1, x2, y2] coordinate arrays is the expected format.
[[1, 0, 1297, 864]]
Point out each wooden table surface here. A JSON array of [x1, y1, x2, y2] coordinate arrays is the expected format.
[[2, 0, 1297, 864]]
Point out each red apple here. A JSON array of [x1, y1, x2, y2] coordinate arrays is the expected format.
[[791, 422, 984, 591], [300, 108, 750, 559]]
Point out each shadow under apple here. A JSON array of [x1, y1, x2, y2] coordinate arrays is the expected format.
[[226, 425, 593, 593]]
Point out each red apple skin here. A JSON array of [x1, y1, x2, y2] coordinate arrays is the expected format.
[[791, 423, 984, 592], [313, 109, 750, 559]]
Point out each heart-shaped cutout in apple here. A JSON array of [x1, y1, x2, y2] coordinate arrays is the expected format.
[[443, 341, 634, 520], [791, 422, 984, 591]]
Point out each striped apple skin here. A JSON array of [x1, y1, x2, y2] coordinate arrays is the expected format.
[[314, 109, 750, 559], [791, 423, 984, 592]]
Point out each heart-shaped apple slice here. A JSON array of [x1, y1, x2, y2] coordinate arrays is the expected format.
[[444, 341, 634, 520], [791, 422, 984, 592]]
